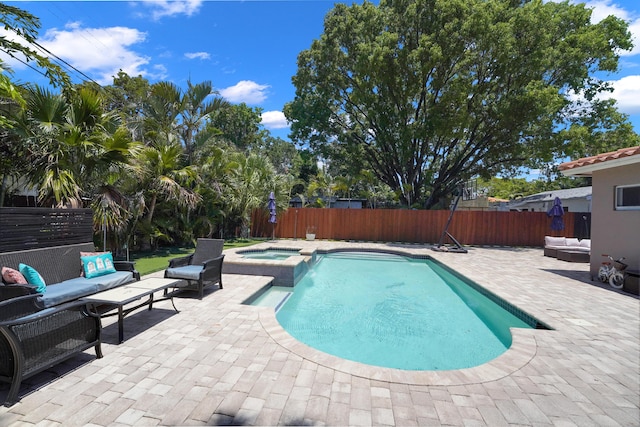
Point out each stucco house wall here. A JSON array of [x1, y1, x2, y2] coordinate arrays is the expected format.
[[590, 163, 640, 278], [560, 147, 640, 281]]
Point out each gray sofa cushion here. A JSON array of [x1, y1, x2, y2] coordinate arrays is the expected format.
[[88, 271, 135, 291], [39, 280, 98, 308], [37, 271, 135, 308]]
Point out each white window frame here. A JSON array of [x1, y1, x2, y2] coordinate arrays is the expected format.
[[615, 184, 640, 211]]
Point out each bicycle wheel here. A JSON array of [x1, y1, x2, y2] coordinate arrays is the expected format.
[[609, 272, 625, 289], [598, 267, 609, 283]]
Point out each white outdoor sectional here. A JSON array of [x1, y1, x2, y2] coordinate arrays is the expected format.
[[543, 236, 591, 262]]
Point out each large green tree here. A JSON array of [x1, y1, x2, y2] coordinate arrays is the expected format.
[[285, 0, 633, 208], [102, 71, 151, 143], [208, 103, 265, 151]]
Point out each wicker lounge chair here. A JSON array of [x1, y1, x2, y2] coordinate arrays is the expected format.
[[164, 239, 224, 299]]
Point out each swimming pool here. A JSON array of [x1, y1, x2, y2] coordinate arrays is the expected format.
[[256, 251, 544, 371]]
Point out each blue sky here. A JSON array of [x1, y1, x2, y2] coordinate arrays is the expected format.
[[2, 0, 639, 144]]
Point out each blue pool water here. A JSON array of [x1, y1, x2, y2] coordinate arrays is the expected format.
[[271, 252, 533, 371]]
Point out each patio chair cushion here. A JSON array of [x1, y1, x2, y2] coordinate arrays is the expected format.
[[165, 265, 203, 281], [18, 264, 46, 293]]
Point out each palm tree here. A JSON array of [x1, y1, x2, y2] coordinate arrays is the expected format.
[[333, 174, 358, 208], [132, 141, 202, 249], [192, 142, 237, 239], [180, 80, 229, 164], [226, 152, 288, 238], [12, 85, 134, 207], [143, 80, 229, 164]]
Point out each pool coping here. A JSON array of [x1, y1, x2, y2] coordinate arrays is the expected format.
[[258, 308, 539, 386]]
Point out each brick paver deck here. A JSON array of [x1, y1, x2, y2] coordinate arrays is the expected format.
[[1, 241, 638, 426]]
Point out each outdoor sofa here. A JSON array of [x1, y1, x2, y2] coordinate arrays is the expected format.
[[0, 242, 139, 406], [0, 242, 139, 307], [543, 236, 591, 258]]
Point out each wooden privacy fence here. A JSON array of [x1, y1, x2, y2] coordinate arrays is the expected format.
[[0, 207, 94, 253], [252, 208, 588, 247]]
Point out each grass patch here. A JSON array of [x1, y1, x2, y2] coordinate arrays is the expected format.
[[126, 238, 264, 276]]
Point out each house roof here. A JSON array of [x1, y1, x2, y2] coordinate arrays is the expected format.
[[487, 196, 509, 203], [559, 146, 640, 176], [508, 186, 591, 209]]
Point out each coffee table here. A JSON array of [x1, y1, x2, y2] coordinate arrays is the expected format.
[[82, 277, 181, 343]]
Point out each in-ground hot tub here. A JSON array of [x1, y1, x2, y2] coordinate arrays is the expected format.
[[222, 247, 317, 286]]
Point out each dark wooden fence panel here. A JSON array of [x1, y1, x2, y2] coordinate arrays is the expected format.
[[0, 208, 94, 253], [251, 208, 585, 247]]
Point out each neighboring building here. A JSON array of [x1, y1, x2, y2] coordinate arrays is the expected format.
[[457, 196, 510, 211], [331, 198, 366, 209], [559, 146, 640, 280], [1, 177, 38, 207], [506, 186, 592, 213]]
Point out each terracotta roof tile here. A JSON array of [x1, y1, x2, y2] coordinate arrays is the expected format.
[[558, 146, 640, 171]]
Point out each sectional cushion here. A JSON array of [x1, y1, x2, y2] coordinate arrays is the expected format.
[[81, 252, 117, 279], [544, 236, 566, 247], [565, 238, 580, 246], [2, 266, 28, 285], [19, 263, 46, 293]]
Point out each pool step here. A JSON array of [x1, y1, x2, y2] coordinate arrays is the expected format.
[[250, 286, 293, 312]]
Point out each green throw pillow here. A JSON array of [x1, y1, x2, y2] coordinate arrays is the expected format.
[[18, 263, 46, 293]]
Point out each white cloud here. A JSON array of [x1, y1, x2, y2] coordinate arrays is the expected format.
[[140, 0, 203, 21], [0, 22, 158, 85], [601, 74, 640, 114], [585, 1, 639, 56], [261, 111, 289, 129], [219, 80, 269, 104], [36, 22, 156, 84], [185, 52, 210, 60]]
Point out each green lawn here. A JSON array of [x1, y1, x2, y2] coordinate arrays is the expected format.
[[129, 238, 264, 276]]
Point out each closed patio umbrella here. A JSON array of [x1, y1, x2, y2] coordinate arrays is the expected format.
[[268, 191, 277, 240], [547, 196, 564, 231]]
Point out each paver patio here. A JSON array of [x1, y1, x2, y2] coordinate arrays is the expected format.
[[1, 241, 638, 426]]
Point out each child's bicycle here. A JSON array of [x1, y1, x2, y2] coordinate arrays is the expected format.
[[598, 255, 627, 289]]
